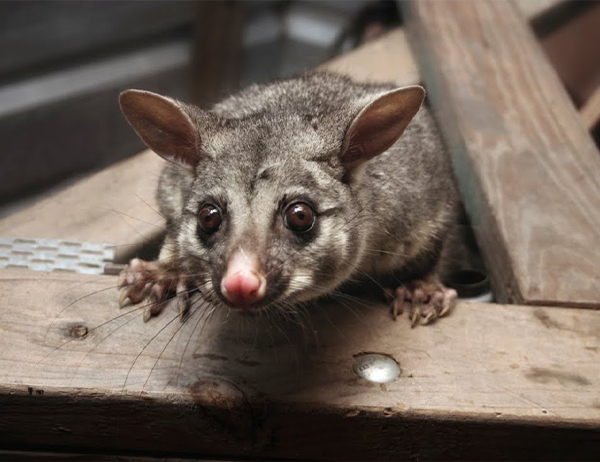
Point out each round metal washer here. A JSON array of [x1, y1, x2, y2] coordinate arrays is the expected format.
[[353, 353, 400, 383]]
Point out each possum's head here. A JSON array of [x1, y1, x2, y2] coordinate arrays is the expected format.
[[119, 82, 424, 312]]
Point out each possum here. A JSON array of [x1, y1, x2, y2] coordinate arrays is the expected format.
[[117, 71, 459, 327]]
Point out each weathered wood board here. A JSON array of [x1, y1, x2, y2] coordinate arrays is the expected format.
[[514, 0, 563, 22], [0, 150, 167, 263], [2, 15, 600, 460], [322, 28, 419, 86], [582, 86, 600, 131], [0, 268, 599, 459], [402, 0, 600, 308], [541, 2, 600, 106]]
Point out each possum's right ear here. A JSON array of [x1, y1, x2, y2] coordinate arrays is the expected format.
[[119, 90, 199, 171], [340, 86, 425, 170]]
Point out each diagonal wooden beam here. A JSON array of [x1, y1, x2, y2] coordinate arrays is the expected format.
[[402, 0, 600, 307]]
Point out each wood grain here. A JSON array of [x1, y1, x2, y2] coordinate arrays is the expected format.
[[403, 0, 600, 307], [322, 28, 419, 86], [0, 150, 167, 263], [581, 86, 600, 131], [514, 0, 563, 21], [0, 267, 599, 459], [2, 17, 599, 459]]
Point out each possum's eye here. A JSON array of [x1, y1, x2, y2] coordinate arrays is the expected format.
[[198, 204, 222, 234], [283, 202, 315, 233]]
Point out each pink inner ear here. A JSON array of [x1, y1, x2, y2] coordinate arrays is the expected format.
[[120, 90, 199, 170], [342, 86, 425, 169]]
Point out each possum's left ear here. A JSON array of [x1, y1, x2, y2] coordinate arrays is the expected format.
[[119, 90, 200, 171], [340, 86, 425, 169]]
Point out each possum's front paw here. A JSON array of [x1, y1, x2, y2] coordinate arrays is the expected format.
[[118, 258, 190, 322], [386, 276, 457, 327]]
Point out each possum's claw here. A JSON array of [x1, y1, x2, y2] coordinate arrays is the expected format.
[[118, 258, 189, 322], [391, 276, 457, 327]]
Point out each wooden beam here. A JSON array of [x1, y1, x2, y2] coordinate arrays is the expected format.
[[0, 150, 167, 263], [0, 268, 599, 459], [402, 0, 600, 307], [192, 1, 245, 106], [515, 0, 563, 22], [541, 2, 600, 106], [581, 86, 600, 131], [322, 28, 419, 86]]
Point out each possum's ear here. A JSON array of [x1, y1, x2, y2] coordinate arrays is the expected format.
[[340, 86, 425, 169], [119, 90, 199, 171]]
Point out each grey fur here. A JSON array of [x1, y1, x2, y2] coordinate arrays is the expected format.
[[152, 71, 458, 309]]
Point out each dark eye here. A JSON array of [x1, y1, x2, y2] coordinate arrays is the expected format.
[[198, 204, 222, 233], [284, 202, 315, 233]]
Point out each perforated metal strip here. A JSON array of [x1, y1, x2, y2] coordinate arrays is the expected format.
[[0, 237, 115, 275]]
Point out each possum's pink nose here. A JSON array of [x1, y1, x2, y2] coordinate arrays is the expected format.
[[221, 251, 266, 308]]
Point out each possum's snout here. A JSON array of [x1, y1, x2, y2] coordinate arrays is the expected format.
[[220, 250, 267, 309]]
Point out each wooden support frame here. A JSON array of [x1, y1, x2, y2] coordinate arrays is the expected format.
[[1, 268, 599, 460], [1, 17, 599, 462], [402, 0, 600, 308]]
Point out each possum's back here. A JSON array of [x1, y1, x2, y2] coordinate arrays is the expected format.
[[211, 72, 394, 119]]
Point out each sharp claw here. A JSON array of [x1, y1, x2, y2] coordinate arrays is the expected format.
[[388, 278, 456, 327], [177, 299, 189, 322], [439, 300, 452, 318], [391, 300, 398, 321], [118, 271, 128, 289], [117, 259, 190, 323], [423, 310, 436, 325], [440, 288, 457, 317], [410, 306, 420, 328], [118, 289, 129, 308], [142, 306, 153, 323]]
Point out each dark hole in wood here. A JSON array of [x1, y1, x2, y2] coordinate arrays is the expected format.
[[447, 269, 490, 299]]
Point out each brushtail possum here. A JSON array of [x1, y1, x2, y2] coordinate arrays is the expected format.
[[118, 71, 458, 327]]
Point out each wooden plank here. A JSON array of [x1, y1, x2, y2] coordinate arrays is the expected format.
[[402, 0, 600, 307], [192, 1, 245, 106], [322, 28, 419, 86], [541, 2, 600, 106], [581, 86, 600, 131], [0, 267, 599, 459], [514, 0, 563, 20], [0, 150, 167, 263]]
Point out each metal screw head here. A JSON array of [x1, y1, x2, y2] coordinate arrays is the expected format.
[[353, 353, 400, 383]]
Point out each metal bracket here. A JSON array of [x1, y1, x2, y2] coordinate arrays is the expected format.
[[0, 237, 114, 275]]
